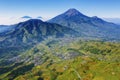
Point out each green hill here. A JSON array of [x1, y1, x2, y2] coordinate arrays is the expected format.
[[0, 40, 120, 80]]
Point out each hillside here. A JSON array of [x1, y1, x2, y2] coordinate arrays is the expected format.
[[0, 19, 76, 47], [0, 40, 120, 80], [49, 8, 120, 40], [0, 25, 15, 33], [0, 19, 77, 61], [0, 9, 120, 80]]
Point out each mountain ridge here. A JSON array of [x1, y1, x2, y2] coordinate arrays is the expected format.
[[0, 8, 120, 80], [49, 8, 120, 40], [0, 19, 77, 47]]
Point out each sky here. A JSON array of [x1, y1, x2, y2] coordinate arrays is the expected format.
[[0, 0, 120, 25]]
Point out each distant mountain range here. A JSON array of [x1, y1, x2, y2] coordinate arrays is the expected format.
[[21, 16, 43, 19], [0, 9, 120, 80], [0, 25, 15, 33], [21, 16, 32, 19], [49, 8, 120, 40], [103, 18, 120, 24], [0, 8, 120, 48]]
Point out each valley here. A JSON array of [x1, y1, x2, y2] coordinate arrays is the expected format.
[[0, 8, 120, 80], [0, 40, 120, 80]]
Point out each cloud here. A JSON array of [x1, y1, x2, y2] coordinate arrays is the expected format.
[[37, 16, 42, 19]]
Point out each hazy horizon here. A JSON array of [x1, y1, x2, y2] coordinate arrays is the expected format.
[[0, 0, 120, 25]]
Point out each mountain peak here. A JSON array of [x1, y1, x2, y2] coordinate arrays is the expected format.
[[24, 19, 43, 23], [21, 16, 32, 19], [91, 16, 105, 22], [64, 8, 82, 16], [67, 8, 79, 12]]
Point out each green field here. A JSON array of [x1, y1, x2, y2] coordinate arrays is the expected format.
[[0, 40, 120, 80]]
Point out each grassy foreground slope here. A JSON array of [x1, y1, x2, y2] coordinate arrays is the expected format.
[[0, 40, 120, 80]]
